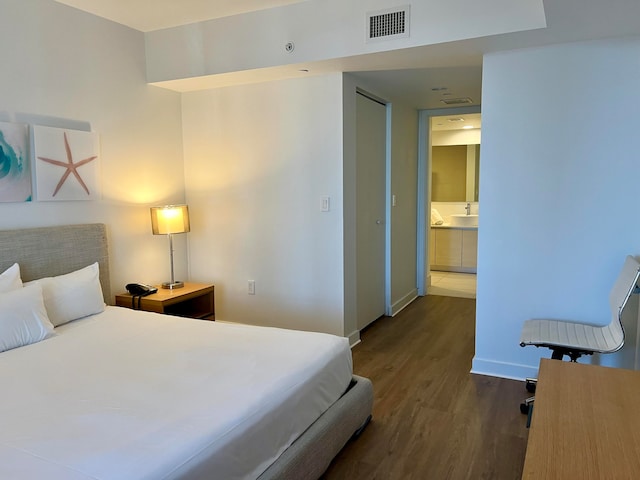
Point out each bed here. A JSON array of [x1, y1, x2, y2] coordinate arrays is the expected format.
[[0, 223, 373, 480]]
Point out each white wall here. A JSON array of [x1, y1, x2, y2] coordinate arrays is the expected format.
[[182, 72, 418, 339], [145, 0, 545, 85], [388, 101, 419, 314], [0, 0, 186, 300], [474, 37, 640, 379], [432, 129, 481, 146], [181, 74, 346, 336], [342, 75, 359, 341]]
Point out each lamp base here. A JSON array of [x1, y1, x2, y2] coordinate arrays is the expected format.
[[162, 281, 184, 289]]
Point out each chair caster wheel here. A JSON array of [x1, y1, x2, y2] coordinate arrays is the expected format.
[[520, 403, 530, 415], [526, 380, 537, 393]]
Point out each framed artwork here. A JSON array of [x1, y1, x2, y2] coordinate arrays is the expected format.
[[33, 125, 100, 201], [0, 122, 30, 202]]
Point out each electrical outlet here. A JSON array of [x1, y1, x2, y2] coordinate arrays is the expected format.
[[248, 280, 255, 295]]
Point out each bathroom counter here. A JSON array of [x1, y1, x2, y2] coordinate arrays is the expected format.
[[430, 227, 477, 273]]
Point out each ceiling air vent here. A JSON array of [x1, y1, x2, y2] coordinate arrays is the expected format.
[[440, 97, 474, 105], [367, 6, 410, 42]]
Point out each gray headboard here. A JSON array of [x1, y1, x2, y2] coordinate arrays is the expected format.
[[0, 223, 111, 303]]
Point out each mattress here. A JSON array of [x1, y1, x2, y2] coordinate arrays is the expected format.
[[0, 307, 353, 480]]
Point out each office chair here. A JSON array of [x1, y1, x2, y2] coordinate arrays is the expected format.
[[519, 255, 640, 416]]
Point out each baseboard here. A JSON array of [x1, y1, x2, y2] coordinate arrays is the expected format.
[[471, 356, 539, 381], [390, 288, 418, 317], [347, 329, 361, 347]]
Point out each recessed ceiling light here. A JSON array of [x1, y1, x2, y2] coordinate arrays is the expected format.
[[448, 117, 465, 122], [462, 125, 474, 129]]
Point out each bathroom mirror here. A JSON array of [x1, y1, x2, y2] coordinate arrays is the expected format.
[[430, 112, 481, 203], [431, 144, 480, 202]]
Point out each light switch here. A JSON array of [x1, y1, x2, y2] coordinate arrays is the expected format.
[[321, 195, 330, 212]]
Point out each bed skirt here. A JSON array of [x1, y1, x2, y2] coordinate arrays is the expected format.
[[258, 375, 373, 480]]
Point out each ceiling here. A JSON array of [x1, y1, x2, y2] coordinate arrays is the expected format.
[[54, 0, 308, 32], [53, 0, 640, 112], [431, 113, 481, 132]]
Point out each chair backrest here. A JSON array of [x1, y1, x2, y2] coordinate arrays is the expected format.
[[607, 255, 640, 348]]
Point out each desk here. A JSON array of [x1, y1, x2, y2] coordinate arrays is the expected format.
[[522, 359, 640, 479]]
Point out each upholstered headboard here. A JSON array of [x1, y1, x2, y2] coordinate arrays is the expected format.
[[0, 223, 111, 303]]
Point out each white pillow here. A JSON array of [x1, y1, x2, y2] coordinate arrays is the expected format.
[[0, 263, 22, 293], [0, 284, 55, 353], [25, 262, 105, 327]]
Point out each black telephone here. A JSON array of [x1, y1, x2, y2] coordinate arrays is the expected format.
[[126, 283, 158, 296], [125, 283, 158, 310]]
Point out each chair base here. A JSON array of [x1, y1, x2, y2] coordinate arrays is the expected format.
[[519, 350, 595, 423], [550, 347, 593, 362], [521, 380, 537, 427], [520, 396, 535, 414], [520, 396, 535, 427]]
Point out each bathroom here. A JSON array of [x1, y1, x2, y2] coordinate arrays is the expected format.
[[429, 113, 480, 298]]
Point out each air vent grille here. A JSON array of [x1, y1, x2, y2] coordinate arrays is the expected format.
[[440, 97, 474, 105], [367, 6, 410, 42]]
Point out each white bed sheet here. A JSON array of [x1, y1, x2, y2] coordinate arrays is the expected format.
[[0, 306, 353, 480]]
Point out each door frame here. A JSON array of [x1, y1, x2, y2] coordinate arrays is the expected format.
[[342, 76, 392, 344], [416, 105, 481, 295]]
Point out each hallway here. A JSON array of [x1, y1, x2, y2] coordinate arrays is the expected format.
[[323, 295, 528, 479]]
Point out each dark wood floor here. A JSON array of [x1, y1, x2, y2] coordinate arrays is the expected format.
[[322, 295, 529, 480]]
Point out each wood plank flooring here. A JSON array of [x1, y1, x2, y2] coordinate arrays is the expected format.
[[322, 295, 529, 480]]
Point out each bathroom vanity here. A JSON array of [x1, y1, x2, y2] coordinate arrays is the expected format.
[[430, 225, 478, 273]]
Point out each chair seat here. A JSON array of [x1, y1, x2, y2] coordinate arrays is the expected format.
[[520, 317, 623, 354]]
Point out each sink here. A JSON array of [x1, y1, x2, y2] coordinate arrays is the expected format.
[[449, 214, 478, 227]]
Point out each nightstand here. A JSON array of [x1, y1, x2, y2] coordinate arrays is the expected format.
[[115, 282, 215, 320]]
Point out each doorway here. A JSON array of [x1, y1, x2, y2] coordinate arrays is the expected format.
[[417, 105, 481, 297], [356, 91, 388, 330]]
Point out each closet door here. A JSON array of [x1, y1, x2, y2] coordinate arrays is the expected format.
[[356, 92, 387, 330]]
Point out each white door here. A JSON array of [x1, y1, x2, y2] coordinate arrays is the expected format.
[[356, 92, 387, 330]]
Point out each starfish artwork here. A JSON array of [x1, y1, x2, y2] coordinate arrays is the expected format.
[[37, 132, 97, 197]]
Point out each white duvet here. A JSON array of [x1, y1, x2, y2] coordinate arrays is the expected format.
[[0, 307, 353, 480]]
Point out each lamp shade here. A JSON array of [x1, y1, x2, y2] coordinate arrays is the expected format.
[[150, 205, 190, 235]]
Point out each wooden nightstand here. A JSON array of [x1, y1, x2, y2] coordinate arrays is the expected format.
[[115, 282, 215, 320]]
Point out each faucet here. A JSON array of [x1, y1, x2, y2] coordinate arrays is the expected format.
[[465, 202, 471, 216]]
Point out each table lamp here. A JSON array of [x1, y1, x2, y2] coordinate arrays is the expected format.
[[150, 204, 190, 289]]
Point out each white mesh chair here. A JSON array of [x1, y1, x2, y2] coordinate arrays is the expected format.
[[519, 255, 640, 418], [520, 255, 640, 362]]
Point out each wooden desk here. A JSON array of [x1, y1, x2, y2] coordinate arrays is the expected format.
[[522, 359, 640, 479]]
